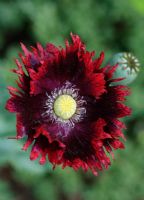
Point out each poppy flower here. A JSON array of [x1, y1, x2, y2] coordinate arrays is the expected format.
[[6, 34, 131, 175]]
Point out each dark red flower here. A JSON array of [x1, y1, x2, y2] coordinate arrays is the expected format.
[[6, 34, 131, 175]]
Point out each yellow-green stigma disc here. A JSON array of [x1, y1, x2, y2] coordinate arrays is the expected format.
[[53, 94, 77, 120]]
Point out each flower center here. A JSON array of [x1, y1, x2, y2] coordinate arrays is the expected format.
[[53, 94, 77, 120], [44, 81, 86, 127]]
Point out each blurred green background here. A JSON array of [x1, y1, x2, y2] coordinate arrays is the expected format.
[[0, 0, 144, 200]]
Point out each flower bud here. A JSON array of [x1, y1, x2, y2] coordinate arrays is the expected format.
[[109, 52, 140, 85]]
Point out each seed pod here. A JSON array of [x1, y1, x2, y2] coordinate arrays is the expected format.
[[109, 52, 140, 85]]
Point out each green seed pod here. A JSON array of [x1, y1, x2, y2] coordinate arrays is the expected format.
[[109, 52, 140, 85]]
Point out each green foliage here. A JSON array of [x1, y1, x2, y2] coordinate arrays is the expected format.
[[0, 0, 144, 199], [0, 181, 15, 200]]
